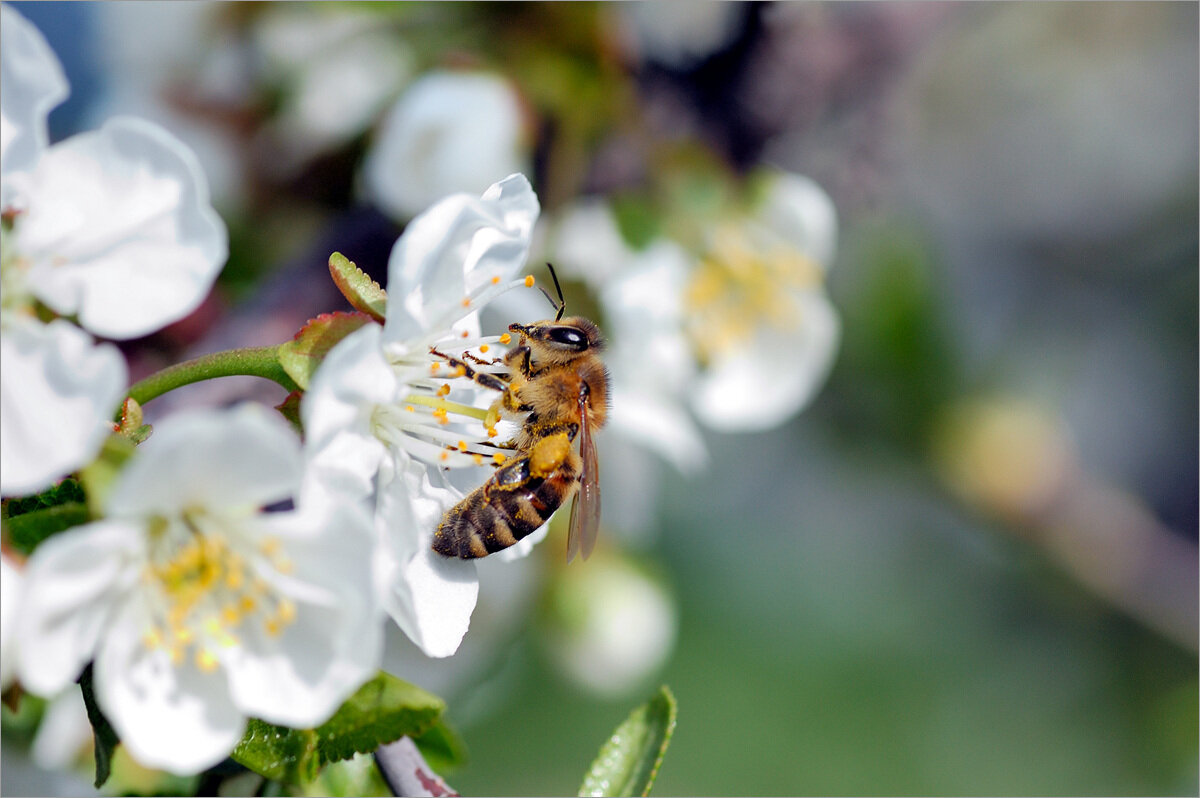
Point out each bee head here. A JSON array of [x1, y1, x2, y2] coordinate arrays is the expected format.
[[510, 316, 605, 362]]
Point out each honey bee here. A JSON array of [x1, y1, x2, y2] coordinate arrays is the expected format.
[[431, 268, 609, 562]]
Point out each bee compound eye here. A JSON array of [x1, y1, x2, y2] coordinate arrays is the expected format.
[[548, 326, 586, 349]]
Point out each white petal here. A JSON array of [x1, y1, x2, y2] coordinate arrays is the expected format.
[[95, 596, 246, 775], [551, 200, 632, 289], [107, 404, 301, 517], [0, 318, 126, 497], [15, 520, 143, 697], [1, 555, 22, 691], [16, 116, 227, 339], [390, 547, 479, 659], [364, 72, 529, 222], [691, 292, 840, 432], [0, 5, 67, 188], [31, 689, 93, 771], [223, 505, 381, 728], [609, 386, 708, 473], [302, 322, 395, 456], [383, 173, 539, 345], [758, 171, 838, 269], [376, 456, 478, 658]]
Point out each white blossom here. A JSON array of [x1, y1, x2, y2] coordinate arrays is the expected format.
[[684, 171, 839, 431], [303, 173, 541, 658], [363, 71, 530, 221], [15, 405, 381, 774], [0, 4, 228, 496], [0, 319, 126, 497], [0, 2, 67, 202], [1, 552, 21, 691]]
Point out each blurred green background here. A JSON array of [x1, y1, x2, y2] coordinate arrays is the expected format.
[[3, 2, 1196, 795]]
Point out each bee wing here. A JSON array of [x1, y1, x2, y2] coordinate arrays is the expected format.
[[566, 396, 601, 563]]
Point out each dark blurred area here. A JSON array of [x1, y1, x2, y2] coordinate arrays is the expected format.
[[4, 2, 1196, 795]]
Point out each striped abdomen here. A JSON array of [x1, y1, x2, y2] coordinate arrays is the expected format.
[[433, 440, 579, 559]]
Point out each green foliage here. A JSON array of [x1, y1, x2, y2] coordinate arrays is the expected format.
[[231, 672, 445, 784], [79, 665, 120, 789], [579, 686, 677, 798], [328, 252, 387, 322], [2, 478, 89, 555], [277, 311, 374, 391]]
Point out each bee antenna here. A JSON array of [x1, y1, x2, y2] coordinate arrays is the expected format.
[[541, 262, 566, 321]]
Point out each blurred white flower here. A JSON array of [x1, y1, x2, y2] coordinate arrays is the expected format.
[[542, 554, 676, 697], [15, 405, 381, 774], [1, 552, 21, 691], [621, 0, 744, 69], [0, 2, 67, 204], [0, 319, 125, 497], [684, 171, 839, 431], [5, 116, 228, 340], [303, 174, 541, 658], [0, 5, 228, 496], [31, 689, 93, 773], [363, 71, 530, 221], [255, 8, 412, 172]]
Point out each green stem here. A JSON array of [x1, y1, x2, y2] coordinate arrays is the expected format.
[[126, 345, 299, 407]]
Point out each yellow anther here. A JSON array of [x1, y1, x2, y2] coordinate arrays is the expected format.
[[461, 329, 470, 338], [430, 363, 440, 375], [486, 426, 498, 438], [222, 604, 242, 627], [195, 649, 219, 673], [437, 383, 451, 397], [524, 275, 535, 287], [260, 537, 281, 557], [225, 567, 244, 591], [169, 647, 185, 666], [491, 275, 501, 285], [405, 404, 415, 413], [173, 626, 194, 645], [452, 365, 466, 378], [472, 453, 484, 466], [493, 453, 507, 465], [461, 297, 471, 307], [143, 628, 163, 650], [274, 557, 294, 575], [457, 440, 468, 451], [204, 616, 223, 636], [439, 451, 450, 462], [265, 618, 283, 638], [276, 599, 296, 625], [240, 595, 257, 613], [479, 344, 490, 353], [499, 333, 512, 345]]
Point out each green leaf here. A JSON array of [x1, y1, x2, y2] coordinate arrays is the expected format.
[[329, 252, 387, 322], [79, 665, 120, 789], [231, 672, 445, 784], [2, 502, 90, 555], [275, 390, 304, 436], [314, 671, 445, 765], [277, 311, 374, 391], [412, 717, 469, 773], [233, 719, 321, 783], [579, 686, 677, 798]]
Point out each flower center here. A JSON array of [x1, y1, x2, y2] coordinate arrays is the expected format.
[[683, 224, 822, 365], [140, 510, 297, 672]]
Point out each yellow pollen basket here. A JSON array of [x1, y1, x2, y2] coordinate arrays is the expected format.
[[684, 224, 823, 364]]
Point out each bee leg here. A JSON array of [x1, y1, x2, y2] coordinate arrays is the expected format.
[[430, 347, 509, 394]]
